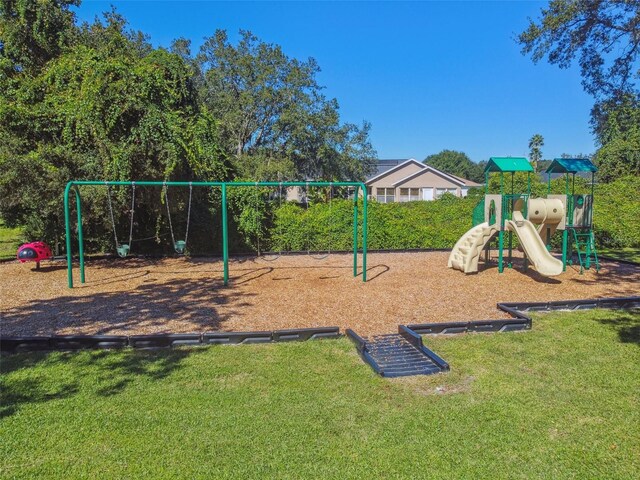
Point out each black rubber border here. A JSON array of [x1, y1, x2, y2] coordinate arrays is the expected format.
[[0, 327, 340, 354], [408, 296, 640, 335]]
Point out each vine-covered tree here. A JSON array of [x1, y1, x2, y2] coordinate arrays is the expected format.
[[0, 8, 228, 249]]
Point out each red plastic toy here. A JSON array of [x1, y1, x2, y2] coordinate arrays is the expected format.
[[17, 241, 53, 269]]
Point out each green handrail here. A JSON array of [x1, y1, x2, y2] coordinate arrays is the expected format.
[[64, 180, 368, 288]]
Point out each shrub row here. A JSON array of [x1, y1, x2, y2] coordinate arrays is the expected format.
[[261, 177, 639, 252]]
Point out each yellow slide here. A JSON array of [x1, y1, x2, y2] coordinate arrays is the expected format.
[[506, 211, 563, 276]]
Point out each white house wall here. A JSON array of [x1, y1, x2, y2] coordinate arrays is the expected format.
[[367, 162, 424, 193]]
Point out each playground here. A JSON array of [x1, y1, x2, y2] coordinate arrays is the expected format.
[[4, 159, 639, 341], [2, 251, 639, 337]]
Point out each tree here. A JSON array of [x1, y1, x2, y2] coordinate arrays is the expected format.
[[197, 30, 376, 181], [528, 134, 544, 172], [519, 1, 640, 181], [518, 0, 639, 101], [423, 150, 484, 183], [0, 0, 79, 73], [592, 94, 640, 182], [0, 9, 228, 249]]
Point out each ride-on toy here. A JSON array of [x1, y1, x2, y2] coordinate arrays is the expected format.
[[17, 241, 53, 270]]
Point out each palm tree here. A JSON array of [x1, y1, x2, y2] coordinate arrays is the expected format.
[[528, 134, 544, 172]]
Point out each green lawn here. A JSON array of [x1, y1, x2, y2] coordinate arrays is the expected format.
[[0, 221, 24, 259], [1, 309, 639, 479], [599, 247, 640, 264]]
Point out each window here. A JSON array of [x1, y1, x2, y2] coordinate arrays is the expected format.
[[376, 187, 395, 203], [435, 188, 458, 199], [399, 188, 421, 202]]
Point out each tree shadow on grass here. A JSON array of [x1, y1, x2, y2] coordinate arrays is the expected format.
[[597, 310, 640, 347], [0, 347, 205, 419]]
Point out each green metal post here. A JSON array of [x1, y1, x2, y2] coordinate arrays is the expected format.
[[353, 185, 359, 277], [362, 182, 368, 282], [562, 229, 568, 271], [64, 182, 74, 288], [498, 231, 504, 273], [221, 184, 229, 286], [75, 187, 85, 283], [496, 172, 503, 273]]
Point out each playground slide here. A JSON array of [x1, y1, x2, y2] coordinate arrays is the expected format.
[[448, 222, 498, 273], [506, 211, 563, 276]]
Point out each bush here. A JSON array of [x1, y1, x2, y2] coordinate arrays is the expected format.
[[593, 176, 640, 248], [262, 176, 639, 253], [269, 195, 477, 252]]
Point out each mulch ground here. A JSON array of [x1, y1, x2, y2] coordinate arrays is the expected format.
[[1, 251, 639, 336]]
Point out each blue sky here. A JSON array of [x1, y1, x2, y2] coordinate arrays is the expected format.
[[74, 1, 596, 163]]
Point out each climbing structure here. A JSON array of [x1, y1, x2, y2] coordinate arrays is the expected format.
[[449, 157, 569, 277], [545, 158, 599, 273]]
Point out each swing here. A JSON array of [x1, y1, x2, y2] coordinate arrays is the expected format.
[[255, 182, 283, 262], [106, 182, 135, 258], [306, 182, 332, 261], [164, 182, 192, 255], [254, 182, 282, 262]]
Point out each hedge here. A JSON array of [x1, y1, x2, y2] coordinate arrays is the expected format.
[[260, 177, 639, 253]]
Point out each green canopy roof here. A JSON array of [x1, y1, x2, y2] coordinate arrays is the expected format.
[[545, 158, 597, 173], [485, 157, 534, 173]]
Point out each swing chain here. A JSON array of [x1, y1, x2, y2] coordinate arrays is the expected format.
[[106, 183, 120, 248], [164, 182, 176, 247], [128, 182, 136, 247], [184, 182, 192, 245], [328, 182, 333, 255], [164, 182, 192, 254], [255, 181, 260, 256]]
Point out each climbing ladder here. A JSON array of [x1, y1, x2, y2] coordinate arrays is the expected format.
[[347, 326, 449, 378], [570, 228, 600, 273]]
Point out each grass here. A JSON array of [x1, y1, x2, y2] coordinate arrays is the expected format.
[[1, 309, 639, 479], [599, 247, 640, 264], [0, 220, 24, 259]]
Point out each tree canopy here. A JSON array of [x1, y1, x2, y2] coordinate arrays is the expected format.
[[0, 1, 376, 252], [423, 150, 485, 183], [519, 0, 639, 101], [196, 30, 376, 181], [519, 0, 640, 181]]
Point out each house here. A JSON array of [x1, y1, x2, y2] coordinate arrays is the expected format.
[[365, 158, 482, 202]]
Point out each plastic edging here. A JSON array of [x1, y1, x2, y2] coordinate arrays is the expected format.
[[0, 327, 340, 354], [408, 296, 639, 336]]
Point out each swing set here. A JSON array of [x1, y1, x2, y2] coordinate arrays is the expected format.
[[64, 180, 369, 288]]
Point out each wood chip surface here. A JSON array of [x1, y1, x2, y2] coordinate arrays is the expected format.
[[1, 252, 638, 336]]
